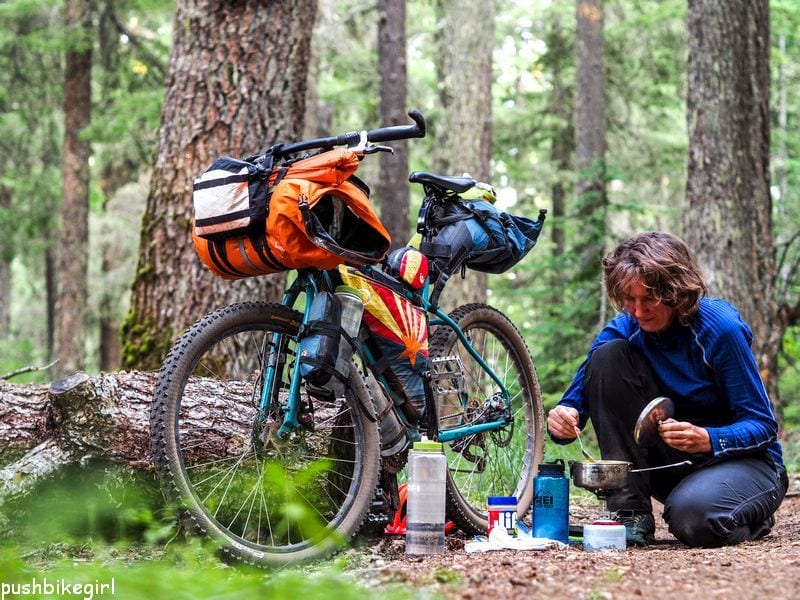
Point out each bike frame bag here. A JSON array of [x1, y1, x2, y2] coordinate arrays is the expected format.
[[339, 265, 429, 418]]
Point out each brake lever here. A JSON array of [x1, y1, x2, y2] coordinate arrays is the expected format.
[[363, 144, 394, 155]]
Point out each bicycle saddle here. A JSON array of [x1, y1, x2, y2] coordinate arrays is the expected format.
[[409, 171, 476, 194]]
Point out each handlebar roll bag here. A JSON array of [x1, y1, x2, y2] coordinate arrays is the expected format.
[[193, 149, 391, 279]]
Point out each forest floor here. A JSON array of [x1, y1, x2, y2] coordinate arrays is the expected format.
[[347, 473, 800, 599]]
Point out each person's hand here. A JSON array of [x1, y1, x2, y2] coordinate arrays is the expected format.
[[547, 405, 580, 441], [658, 418, 712, 453]]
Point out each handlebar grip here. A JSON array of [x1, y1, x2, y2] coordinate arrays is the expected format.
[[270, 109, 426, 158], [367, 109, 426, 143]]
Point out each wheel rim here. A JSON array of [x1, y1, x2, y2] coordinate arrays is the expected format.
[[435, 318, 536, 516], [171, 322, 365, 554]]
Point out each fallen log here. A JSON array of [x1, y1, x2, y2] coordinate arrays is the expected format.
[[0, 370, 255, 501]]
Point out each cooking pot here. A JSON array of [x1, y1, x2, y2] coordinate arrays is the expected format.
[[569, 459, 692, 492]]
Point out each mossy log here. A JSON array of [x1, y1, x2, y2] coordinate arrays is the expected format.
[[0, 370, 247, 501]]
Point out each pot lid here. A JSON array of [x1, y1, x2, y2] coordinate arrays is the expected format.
[[633, 396, 674, 447]]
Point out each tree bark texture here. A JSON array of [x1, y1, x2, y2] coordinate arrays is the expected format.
[[0, 187, 10, 338], [545, 15, 574, 275], [124, 1, 317, 371], [433, 0, 494, 307], [0, 371, 257, 500], [56, 0, 92, 377], [574, 0, 607, 330], [684, 0, 777, 396], [377, 0, 411, 249]]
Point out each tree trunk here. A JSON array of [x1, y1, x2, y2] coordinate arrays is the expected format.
[[124, 1, 317, 371], [575, 0, 607, 330], [684, 0, 777, 401], [433, 0, 495, 307], [377, 0, 410, 250], [0, 371, 259, 500], [56, 0, 92, 378], [45, 246, 57, 365], [0, 187, 10, 338], [545, 15, 574, 279]]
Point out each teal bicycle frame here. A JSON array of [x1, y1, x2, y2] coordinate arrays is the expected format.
[[262, 268, 514, 443]]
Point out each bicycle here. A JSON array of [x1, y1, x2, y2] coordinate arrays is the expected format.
[[150, 110, 546, 566]]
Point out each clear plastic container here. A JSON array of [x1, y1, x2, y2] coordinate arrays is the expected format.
[[583, 520, 627, 551], [334, 285, 364, 339], [405, 439, 446, 555]]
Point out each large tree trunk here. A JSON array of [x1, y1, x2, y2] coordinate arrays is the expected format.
[[545, 14, 574, 282], [684, 1, 777, 401], [574, 0, 607, 330], [377, 0, 410, 249], [45, 247, 57, 364], [0, 371, 255, 500], [0, 187, 10, 338], [433, 0, 494, 307], [124, 1, 317, 371], [56, 0, 92, 377]]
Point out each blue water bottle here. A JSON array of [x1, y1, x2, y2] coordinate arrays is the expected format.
[[532, 459, 569, 543]]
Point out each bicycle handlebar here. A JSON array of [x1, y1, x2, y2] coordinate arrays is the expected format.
[[271, 109, 426, 159]]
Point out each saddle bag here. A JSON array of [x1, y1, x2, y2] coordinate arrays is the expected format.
[[421, 199, 546, 276]]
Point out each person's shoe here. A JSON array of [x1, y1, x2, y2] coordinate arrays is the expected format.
[[614, 510, 656, 546], [751, 514, 775, 540]]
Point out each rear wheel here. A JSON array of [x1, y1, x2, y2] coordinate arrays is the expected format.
[[150, 302, 381, 566], [429, 303, 544, 535]]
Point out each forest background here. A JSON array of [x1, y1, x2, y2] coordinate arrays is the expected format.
[[3, 0, 799, 433], [1, 0, 799, 595]]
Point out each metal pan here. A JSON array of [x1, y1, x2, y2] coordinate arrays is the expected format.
[[569, 459, 692, 492]]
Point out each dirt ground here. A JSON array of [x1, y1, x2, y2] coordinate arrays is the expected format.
[[349, 473, 800, 599]]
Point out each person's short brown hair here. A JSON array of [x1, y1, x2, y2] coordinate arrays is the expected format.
[[603, 231, 707, 324]]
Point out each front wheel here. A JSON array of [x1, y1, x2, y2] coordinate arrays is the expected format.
[[429, 303, 544, 535], [150, 302, 381, 566]]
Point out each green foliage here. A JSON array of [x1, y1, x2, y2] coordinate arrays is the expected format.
[[0, 463, 387, 599], [0, 0, 171, 375]]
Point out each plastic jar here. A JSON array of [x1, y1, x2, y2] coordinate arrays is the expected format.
[[487, 496, 517, 536], [583, 519, 626, 551]]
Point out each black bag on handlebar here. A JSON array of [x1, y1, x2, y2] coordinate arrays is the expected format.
[[421, 199, 546, 276]]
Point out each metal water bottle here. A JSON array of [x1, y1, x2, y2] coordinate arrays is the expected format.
[[532, 459, 569, 543], [405, 439, 446, 555]]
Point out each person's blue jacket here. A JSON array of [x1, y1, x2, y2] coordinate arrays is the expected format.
[[559, 297, 783, 467]]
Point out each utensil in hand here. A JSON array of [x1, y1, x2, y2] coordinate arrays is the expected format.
[[574, 427, 597, 463]]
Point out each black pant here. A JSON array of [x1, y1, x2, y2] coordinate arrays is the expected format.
[[584, 339, 788, 547]]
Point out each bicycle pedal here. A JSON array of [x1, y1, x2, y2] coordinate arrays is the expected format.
[[430, 355, 465, 393]]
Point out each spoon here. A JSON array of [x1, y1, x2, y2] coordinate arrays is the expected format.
[[575, 427, 597, 463]]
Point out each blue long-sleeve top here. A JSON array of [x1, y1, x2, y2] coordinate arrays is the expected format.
[[559, 297, 783, 467]]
